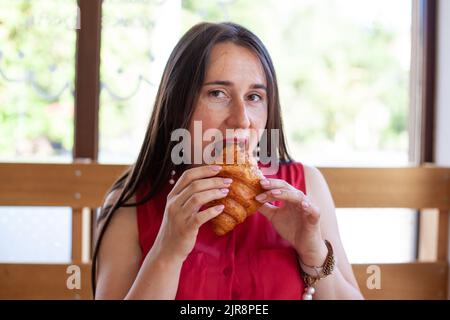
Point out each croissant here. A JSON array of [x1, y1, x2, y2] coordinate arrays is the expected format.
[[207, 141, 265, 236]]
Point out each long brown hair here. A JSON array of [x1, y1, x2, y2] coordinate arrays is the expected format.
[[91, 21, 293, 297]]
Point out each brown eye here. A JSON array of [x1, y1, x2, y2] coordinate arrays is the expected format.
[[208, 90, 226, 98], [248, 93, 262, 102]]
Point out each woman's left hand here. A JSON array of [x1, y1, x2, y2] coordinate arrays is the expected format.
[[255, 178, 328, 266]]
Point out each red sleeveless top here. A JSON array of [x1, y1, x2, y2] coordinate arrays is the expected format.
[[136, 161, 306, 299]]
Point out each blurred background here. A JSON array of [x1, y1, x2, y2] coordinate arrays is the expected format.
[[0, 0, 449, 299]]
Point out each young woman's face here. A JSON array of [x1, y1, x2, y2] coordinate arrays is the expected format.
[[188, 42, 268, 164]]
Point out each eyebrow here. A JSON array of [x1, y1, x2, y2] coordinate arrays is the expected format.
[[203, 80, 267, 91]]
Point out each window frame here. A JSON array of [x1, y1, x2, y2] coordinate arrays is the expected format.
[[72, 0, 438, 262]]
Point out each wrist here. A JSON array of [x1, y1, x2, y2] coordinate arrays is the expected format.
[[156, 248, 185, 266], [297, 239, 336, 300], [297, 241, 328, 267], [151, 238, 186, 266]]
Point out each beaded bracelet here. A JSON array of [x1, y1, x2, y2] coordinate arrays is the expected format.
[[298, 239, 336, 300]]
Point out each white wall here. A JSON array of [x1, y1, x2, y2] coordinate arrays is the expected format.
[[434, 0, 450, 299], [435, 2, 450, 165]]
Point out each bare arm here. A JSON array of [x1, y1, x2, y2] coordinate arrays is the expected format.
[[95, 165, 230, 299], [124, 226, 185, 299], [95, 191, 183, 300], [304, 164, 364, 300]]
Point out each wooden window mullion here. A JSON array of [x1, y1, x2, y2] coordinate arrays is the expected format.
[[72, 0, 102, 264], [414, 0, 439, 262]]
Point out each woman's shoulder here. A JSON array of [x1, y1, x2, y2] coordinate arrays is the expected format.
[[276, 160, 326, 195], [103, 188, 136, 210], [298, 162, 331, 200], [99, 189, 137, 231], [260, 160, 305, 192], [299, 162, 322, 178]]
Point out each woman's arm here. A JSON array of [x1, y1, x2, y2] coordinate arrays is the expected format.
[[303, 165, 364, 300], [96, 165, 230, 300], [95, 191, 183, 300], [124, 233, 185, 300]]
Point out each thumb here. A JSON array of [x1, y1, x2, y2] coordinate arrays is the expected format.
[[300, 201, 321, 226]]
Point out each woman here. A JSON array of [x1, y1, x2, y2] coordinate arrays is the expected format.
[[92, 22, 364, 300]]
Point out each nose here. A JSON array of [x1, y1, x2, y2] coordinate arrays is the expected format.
[[225, 97, 251, 129]]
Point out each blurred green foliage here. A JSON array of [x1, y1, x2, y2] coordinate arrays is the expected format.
[[0, 0, 410, 164], [0, 0, 76, 162]]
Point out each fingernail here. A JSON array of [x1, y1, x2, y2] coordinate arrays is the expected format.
[[255, 193, 267, 201], [302, 201, 310, 208], [260, 179, 270, 186], [215, 205, 225, 212], [223, 178, 233, 185], [271, 189, 282, 195], [211, 165, 222, 172], [220, 188, 229, 194]]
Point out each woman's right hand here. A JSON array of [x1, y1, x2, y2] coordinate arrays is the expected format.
[[152, 165, 231, 263]]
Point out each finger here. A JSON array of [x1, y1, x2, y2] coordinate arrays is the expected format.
[[259, 178, 296, 191], [169, 165, 222, 196], [301, 199, 321, 225], [258, 202, 278, 221], [189, 204, 225, 227], [255, 188, 306, 205], [176, 176, 233, 205], [182, 188, 229, 213]]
